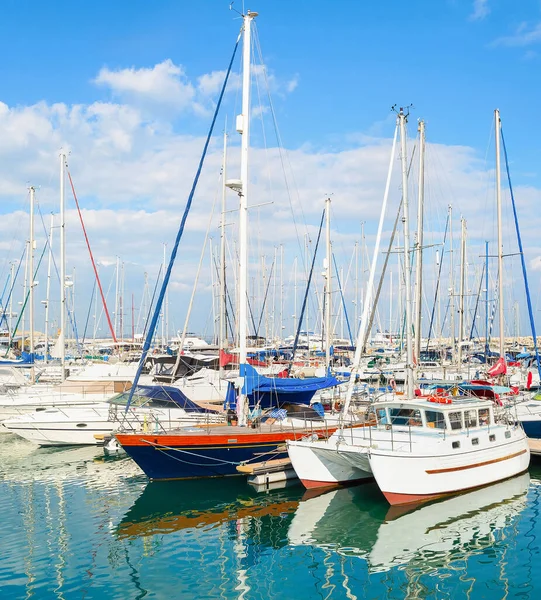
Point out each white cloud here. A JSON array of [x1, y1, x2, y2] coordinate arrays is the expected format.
[[94, 59, 201, 114], [470, 0, 490, 21], [1, 75, 540, 336], [492, 21, 541, 47]]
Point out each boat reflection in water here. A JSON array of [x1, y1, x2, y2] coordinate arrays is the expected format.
[[117, 478, 304, 540], [288, 473, 530, 573]]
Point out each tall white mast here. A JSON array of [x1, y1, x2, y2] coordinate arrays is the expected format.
[[414, 120, 425, 361], [235, 10, 257, 426], [341, 123, 398, 417], [449, 204, 455, 362], [495, 109, 505, 358], [324, 197, 332, 370], [44, 214, 54, 364], [398, 108, 415, 398], [219, 129, 228, 376], [9, 262, 15, 347], [29, 186, 35, 383], [457, 217, 467, 366], [60, 152, 66, 381]]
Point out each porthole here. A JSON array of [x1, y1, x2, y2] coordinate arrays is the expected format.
[[472, 438, 479, 446], [505, 431, 511, 439], [76, 423, 88, 428], [489, 434, 496, 442], [452, 441, 460, 449]]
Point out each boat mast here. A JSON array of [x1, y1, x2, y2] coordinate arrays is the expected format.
[[457, 217, 467, 366], [325, 197, 332, 371], [29, 186, 35, 383], [60, 152, 66, 381], [495, 109, 505, 360], [485, 241, 489, 358], [44, 214, 54, 364], [219, 129, 228, 377], [414, 120, 425, 361], [341, 122, 398, 417], [448, 204, 455, 363], [398, 108, 415, 398], [237, 10, 257, 426]]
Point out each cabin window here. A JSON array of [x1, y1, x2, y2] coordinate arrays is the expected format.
[[464, 410, 478, 429], [489, 434, 496, 442], [389, 408, 422, 427], [505, 431, 511, 439], [452, 441, 460, 449], [425, 410, 446, 430], [449, 412, 463, 431], [479, 408, 490, 426], [471, 437, 479, 445], [376, 408, 388, 425]]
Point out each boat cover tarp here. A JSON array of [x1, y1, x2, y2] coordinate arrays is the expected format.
[[0, 351, 34, 367], [242, 363, 339, 408], [132, 385, 217, 413]]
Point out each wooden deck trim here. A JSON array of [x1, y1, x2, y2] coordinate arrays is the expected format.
[[425, 449, 527, 474]]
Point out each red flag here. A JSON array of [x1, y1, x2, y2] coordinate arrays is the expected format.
[[487, 357, 507, 377], [527, 371, 533, 390]]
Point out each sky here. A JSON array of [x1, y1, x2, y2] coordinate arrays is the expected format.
[[1, 0, 541, 344]]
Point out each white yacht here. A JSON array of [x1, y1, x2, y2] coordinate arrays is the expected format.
[[288, 395, 529, 505]]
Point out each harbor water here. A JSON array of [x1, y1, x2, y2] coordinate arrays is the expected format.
[[2, 433, 541, 599]]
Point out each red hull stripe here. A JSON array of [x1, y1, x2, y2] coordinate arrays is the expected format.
[[425, 449, 527, 474], [115, 428, 335, 448], [300, 477, 369, 490], [383, 468, 530, 506]]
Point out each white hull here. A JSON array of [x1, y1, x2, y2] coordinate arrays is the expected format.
[[2, 405, 225, 446], [371, 430, 529, 505], [287, 433, 373, 489]]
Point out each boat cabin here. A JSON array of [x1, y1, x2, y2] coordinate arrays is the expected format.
[[372, 398, 495, 433]]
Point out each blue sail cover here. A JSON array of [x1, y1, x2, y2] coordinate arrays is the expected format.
[[0, 351, 34, 367], [242, 363, 340, 408], [130, 385, 218, 413]]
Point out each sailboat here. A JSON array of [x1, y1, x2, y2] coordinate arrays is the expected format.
[[287, 108, 530, 504], [115, 11, 348, 481]]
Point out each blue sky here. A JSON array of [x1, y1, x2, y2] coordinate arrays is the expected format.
[[1, 0, 541, 340]]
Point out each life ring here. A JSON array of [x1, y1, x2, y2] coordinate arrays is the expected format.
[[389, 378, 397, 391], [428, 395, 452, 404]]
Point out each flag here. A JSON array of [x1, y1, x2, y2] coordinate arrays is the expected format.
[[487, 357, 507, 377]]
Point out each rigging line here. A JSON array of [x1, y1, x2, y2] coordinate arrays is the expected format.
[[361, 143, 416, 353], [0, 245, 26, 328], [469, 263, 485, 341], [65, 165, 117, 344], [82, 278, 97, 345], [142, 263, 162, 341], [501, 126, 541, 380], [172, 171, 221, 380], [5, 242, 48, 355], [255, 258, 275, 338], [126, 30, 242, 410], [288, 209, 325, 374], [252, 24, 310, 273], [332, 253, 353, 346], [425, 212, 450, 350]]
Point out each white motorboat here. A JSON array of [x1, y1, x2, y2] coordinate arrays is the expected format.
[[288, 395, 530, 504], [1, 385, 225, 446]]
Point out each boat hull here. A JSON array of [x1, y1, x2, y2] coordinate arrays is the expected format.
[[287, 437, 373, 489], [116, 428, 335, 480], [370, 432, 530, 506]]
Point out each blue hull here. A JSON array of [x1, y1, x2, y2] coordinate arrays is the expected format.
[[521, 420, 541, 440], [122, 441, 289, 480]]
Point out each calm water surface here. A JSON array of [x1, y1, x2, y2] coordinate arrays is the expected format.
[[1, 432, 541, 599]]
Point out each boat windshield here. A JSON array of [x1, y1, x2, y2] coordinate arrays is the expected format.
[[108, 392, 178, 409], [425, 410, 446, 429], [389, 407, 422, 427]]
